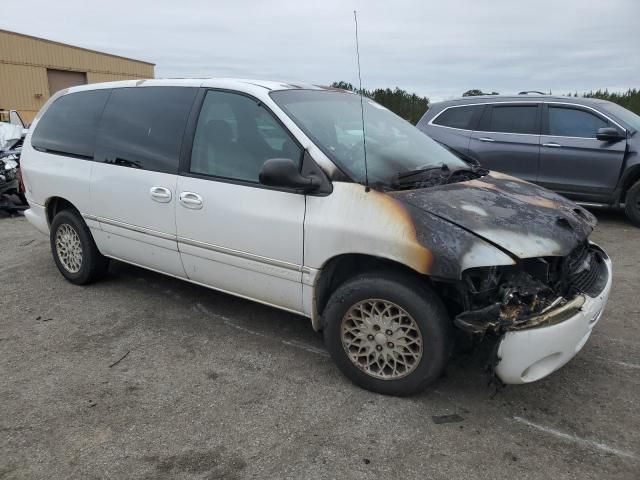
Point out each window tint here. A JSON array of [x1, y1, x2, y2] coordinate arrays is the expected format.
[[548, 107, 608, 138], [602, 103, 639, 132], [31, 89, 110, 158], [95, 87, 197, 173], [190, 91, 302, 183], [271, 90, 467, 185], [432, 105, 481, 129], [485, 105, 538, 134]]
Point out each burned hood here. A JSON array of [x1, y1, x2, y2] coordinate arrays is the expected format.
[[389, 171, 597, 259]]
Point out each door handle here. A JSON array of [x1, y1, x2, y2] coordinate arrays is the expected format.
[[150, 186, 172, 203], [179, 192, 203, 209], [542, 142, 562, 148], [478, 137, 495, 142]]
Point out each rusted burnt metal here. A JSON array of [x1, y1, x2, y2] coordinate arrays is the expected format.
[[388, 171, 596, 260], [455, 295, 586, 335], [452, 244, 604, 336]]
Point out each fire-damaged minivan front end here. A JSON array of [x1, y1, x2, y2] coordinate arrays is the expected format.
[[458, 241, 611, 383], [386, 169, 612, 386]]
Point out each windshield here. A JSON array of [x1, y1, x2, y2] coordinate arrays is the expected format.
[[601, 102, 640, 133], [270, 90, 468, 185]]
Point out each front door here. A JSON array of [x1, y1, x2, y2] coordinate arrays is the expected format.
[[91, 86, 197, 277], [468, 103, 541, 182], [538, 104, 626, 202], [176, 90, 306, 313]]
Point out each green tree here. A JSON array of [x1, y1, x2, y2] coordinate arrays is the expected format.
[[583, 88, 640, 115], [462, 89, 499, 96], [331, 81, 355, 91], [330, 81, 429, 124]]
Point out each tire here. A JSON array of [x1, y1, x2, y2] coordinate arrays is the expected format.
[[323, 272, 453, 396], [625, 180, 640, 227], [50, 209, 109, 285]]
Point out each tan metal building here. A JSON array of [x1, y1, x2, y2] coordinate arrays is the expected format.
[[0, 29, 154, 123]]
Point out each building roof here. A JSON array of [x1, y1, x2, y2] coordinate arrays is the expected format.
[[0, 28, 155, 66]]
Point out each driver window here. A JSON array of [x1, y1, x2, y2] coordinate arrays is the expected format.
[[190, 91, 302, 183]]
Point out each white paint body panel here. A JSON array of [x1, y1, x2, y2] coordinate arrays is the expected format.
[[20, 142, 93, 219], [23, 203, 48, 235], [90, 163, 185, 277], [496, 252, 612, 384], [175, 175, 305, 313]]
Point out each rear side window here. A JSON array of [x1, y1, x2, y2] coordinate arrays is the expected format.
[[31, 90, 110, 158], [483, 105, 538, 134], [432, 105, 481, 130], [95, 87, 197, 173], [548, 106, 608, 138]]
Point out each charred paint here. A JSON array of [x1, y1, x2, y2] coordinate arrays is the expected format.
[[389, 172, 596, 259], [368, 189, 435, 274], [304, 183, 435, 275], [392, 200, 515, 278]]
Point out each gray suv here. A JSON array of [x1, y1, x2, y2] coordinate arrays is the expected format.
[[417, 95, 640, 226]]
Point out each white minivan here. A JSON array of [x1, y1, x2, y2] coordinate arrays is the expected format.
[[21, 79, 612, 395]]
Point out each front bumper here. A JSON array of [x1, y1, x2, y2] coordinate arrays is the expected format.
[[494, 246, 612, 384]]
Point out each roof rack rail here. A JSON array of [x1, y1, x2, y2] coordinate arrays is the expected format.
[[518, 90, 546, 95]]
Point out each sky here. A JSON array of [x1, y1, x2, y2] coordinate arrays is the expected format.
[[2, 0, 639, 101]]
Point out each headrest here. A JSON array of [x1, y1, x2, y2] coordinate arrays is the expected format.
[[204, 119, 233, 144]]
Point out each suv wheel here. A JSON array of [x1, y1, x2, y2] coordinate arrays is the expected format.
[[50, 209, 109, 284], [625, 180, 640, 227], [323, 272, 452, 396]]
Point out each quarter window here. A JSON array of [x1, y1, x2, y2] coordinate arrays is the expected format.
[[95, 87, 197, 173], [31, 89, 110, 158], [190, 91, 302, 183], [484, 105, 538, 134], [548, 107, 608, 138], [432, 105, 481, 130]]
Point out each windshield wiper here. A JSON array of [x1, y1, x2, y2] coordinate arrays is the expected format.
[[448, 166, 489, 178], [391, 164, 488, 190], [393, 163, 450, 181]]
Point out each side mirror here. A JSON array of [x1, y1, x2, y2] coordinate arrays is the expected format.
[[259, 158, 318, 191], [596, 127, 625, 142]]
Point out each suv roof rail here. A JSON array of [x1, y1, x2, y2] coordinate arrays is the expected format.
[[518, 90, 547, 95]]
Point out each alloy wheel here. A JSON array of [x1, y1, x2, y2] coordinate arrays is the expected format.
[[341, 299, 423, 380]]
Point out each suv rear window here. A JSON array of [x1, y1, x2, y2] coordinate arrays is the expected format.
[[432, 105, 481, 130], [482, 105, 538, 134], [31, 89, 110, 159], [95, 87, 197, 174]]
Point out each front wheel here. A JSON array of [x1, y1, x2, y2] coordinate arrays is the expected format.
[[625, 180, 640, 227], [50, 209, 109, 284], [323, 272, 452, 396]]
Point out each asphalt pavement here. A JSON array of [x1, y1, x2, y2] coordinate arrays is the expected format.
[[1, 208, 639, 479]]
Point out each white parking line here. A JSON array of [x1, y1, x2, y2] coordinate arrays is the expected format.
[[512, 416, 637, 460], [282, 339, 330, 357], [596, 356, 640, 370], [194, 303, 329, 358], [592, 335, 640, 347]]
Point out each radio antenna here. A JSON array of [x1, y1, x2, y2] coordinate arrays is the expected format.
[[353, 10, 370, 191]]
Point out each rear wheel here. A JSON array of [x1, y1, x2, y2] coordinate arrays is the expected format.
[[323, 272, 452, 396], [625, 180, 640, 227], [50, 209, 109, 284]]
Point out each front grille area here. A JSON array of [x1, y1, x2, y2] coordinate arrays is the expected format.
[[563, 243, 607, 297]]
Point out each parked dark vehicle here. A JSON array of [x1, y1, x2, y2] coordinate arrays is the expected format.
[[0, 110, 28, 213], [417, 95, 640, 226], [0, 149, 27, 213]]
